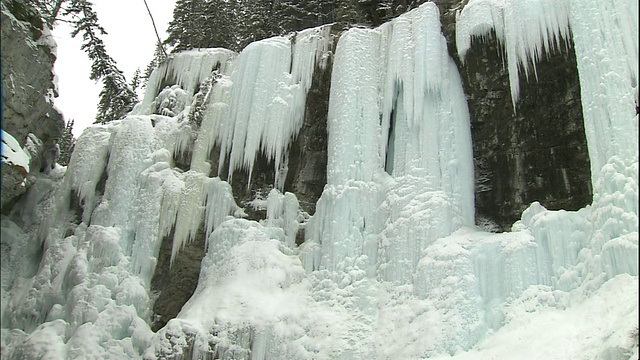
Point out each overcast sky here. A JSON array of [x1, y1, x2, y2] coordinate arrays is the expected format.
[[52, 0, 177, 137]]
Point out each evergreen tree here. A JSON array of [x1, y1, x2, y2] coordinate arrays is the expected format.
[[58, 119, 76, 166], [130, 68, 141, 93], [165, 0, 241, 52], [164, 0, 210, 51], [161, 0, 415, 56], [65, 0, 137, 123], [272, 0, 336, 35], [236, 0, 276, 48], [31, 0, 68, 26], [142, 42, 168, 87]]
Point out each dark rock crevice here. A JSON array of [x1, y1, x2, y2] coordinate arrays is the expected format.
[[436, 1, 592, 231], [284, 60, 332, 215], [149, 224, 207, 332]]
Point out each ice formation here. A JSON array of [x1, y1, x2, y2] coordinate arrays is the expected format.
[[1, 1, 638, 359], [456, 0, 571, 109]]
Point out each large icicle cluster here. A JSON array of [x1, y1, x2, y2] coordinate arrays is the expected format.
[[215, 26, 333, 187], [456, 0, 571, 108], [135, 48, 237, 116], [317, 1, 474, 281], [455, 0, 638, 281]]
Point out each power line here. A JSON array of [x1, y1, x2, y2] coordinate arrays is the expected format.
[[142, 0, 168, 58]]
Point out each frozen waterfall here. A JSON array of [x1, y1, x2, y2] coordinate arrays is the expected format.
[[1, 1, 637, 359]]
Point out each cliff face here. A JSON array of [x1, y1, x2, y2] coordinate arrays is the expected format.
[[436, 1, 592, 231], [3, 1, 635, 359], [148, 1, 593, 338], [1, 0, 64, 210]]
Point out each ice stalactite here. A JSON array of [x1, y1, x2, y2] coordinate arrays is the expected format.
[[150, 26, 333, 264], [266, 189, 301, 249], [326, 28, 382, 186], [3, 1, 638, 358], [63, 125, 113, 225], [379, 6, 475, 224], [135, 49, 237, 116], [455, 0, 638, 284], [569, 0, 638, 281], [215, 26, 334, 188], [569, 0, 638, 183], [189, 76, 233, 175], [456, 0, 571, 109], [131, 150, 175, 283]]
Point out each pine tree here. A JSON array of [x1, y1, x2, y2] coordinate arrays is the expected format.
[[142, 42, 168, 87], [273, 0, 337, 35], [164, 0, 208, 51], [65, 0, 137, 123], [236, 0, 276, 48], [130, 68, 141, 93], [165, 0, 241, 52], [30, 0, 68, 26], [58, 119, 76, 166]]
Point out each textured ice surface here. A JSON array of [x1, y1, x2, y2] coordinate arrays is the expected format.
[[217, 26, 333, 187], [135, 48, 237, 116], [456, 0, 572, 108]]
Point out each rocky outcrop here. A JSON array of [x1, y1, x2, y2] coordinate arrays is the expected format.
[[436, 1, 592, 231], [1, 0, 64, 212]]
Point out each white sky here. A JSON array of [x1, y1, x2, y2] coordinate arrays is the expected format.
[[52, 0, 177, 137]]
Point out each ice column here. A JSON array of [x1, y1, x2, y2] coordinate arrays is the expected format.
[[326, 28, 382, 185], [569, 0, 638, 277], [308, 3, 475, 287], [569, 0, 638, 182]]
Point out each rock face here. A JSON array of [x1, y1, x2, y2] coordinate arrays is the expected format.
[[149, 4, 594, 328], [460, 35, 592, 231], [436, 1, 592, 231], [1, 0, 64, 211]]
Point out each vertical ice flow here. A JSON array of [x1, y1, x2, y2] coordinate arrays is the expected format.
[[456, 0, 571, 109]]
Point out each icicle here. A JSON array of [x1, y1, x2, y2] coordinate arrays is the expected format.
[[191, 76, 233, 175], [569, 0, 639, 182], [202, 177, 241, 250], [326, 28, 383, 185], [213, 25, 333, 190], [131, 149, 175, 283], [157, 169, 184, 243], [456, 0, 571, 108], [90, 117, 156, 238], [266, 189, 300, 249], [170, 171, 207, 264], [136, 49, 237, 116], [66, 125, 113, 224]]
